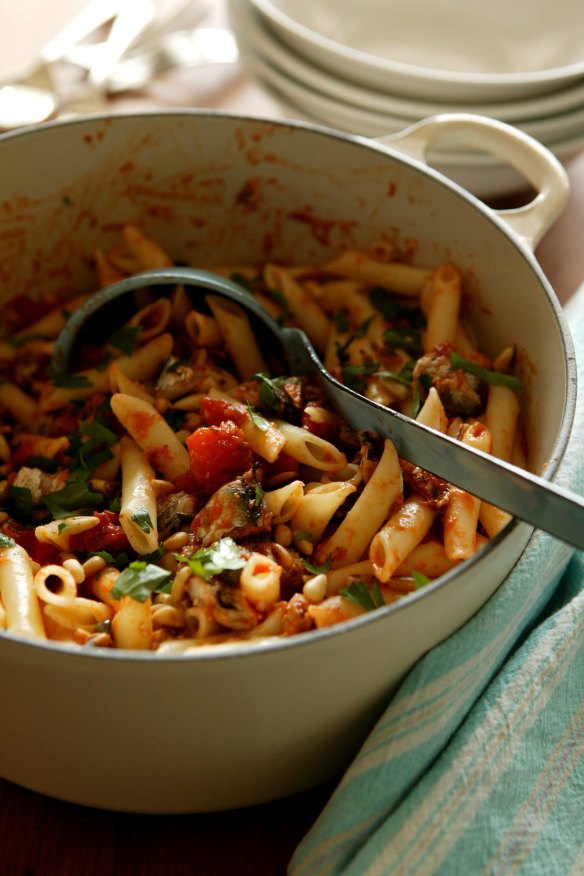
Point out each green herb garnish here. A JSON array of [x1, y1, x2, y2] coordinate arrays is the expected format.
[[335, 315, 375, 364], [303, 556, 332, 575], [110, 561, 172, 603], [383, 326, 423, 357], [334, 311, 350, 333], [43, 481, 104, 519], [340, 579, 385, 612], [131, 508, 153, 533], [411, 570, 431, 589], [0, 533, 16, 549], [412, 373, 432, 419], [176, 537, 246, 581], [341, 361, 380, 393], [108, 325, 141, 356], [369, 288, 425, 328], [87, 549, 130, 568], [45, 364, 93, 389], [450, 351, 522, 390], [5, 486, 34, 522], [247, 403, 270, 432]]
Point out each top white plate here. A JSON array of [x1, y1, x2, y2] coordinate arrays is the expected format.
[[230, 0, 584, 122], [249, 0, 584, 101]]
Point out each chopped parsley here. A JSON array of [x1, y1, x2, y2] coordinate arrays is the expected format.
[[68, 414, 117, 476], [450, 351, 522, 390], [5, 486, 34, 522], [43, 481, 104, 519], [110, 561, 172, 603], [303, 556, 332, 575], [251, 372, 297, 417], [412, 570, 431, 589], [20, 455, 59, 473], [87, 549, 130, 568], [340, 579, 385, 612], [369, 287, 425, 328], [176, 537, 246, 581], [0, 533, 16, 549], [334, 311, 350, 333], [335, 316, 375, 365], [45, 364, 93, 388], [383, 326, 423, 357], [341, 361, 380, 393], [108, 325, 141, 356], [131, 508, 153, 533], [246, 403, 270, 432], [412, 372, 432, 418]]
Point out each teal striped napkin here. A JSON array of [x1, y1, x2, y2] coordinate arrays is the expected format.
[[290, 283, 584, 876]]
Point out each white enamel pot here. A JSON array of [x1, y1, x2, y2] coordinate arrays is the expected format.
[[0, 111, 575, 813]]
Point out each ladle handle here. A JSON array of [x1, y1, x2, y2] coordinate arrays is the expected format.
[[51, 267, 584, 551], [378, 113, 570, 250]]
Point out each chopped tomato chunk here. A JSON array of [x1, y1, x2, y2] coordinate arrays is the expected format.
[[186, 421, 252, 494], [69, 509, 130, 554], [199, 396, 247, 428], [3, 525, 61, 566]]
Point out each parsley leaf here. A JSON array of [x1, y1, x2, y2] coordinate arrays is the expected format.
[[412, 373, 432, 418], [21, 455, 59, 473], [246, 403, 270, 432], [131, 508, 153, 533], [108, 325, 141, 356], [45, 364, 93, 388], [176, 537, 246, 581], [412, 570, 431, 589], [341, 361, 380, 392], [335, 315, 375, 364], [303, 556, 332, 575], [110, 561, 172, 603], [340, 580, 385, 612], [383, 326, 423, 356], [87, 550, 130, 568], [5, 486, 34, 522], [68, 416, 117, 475], [334, 311, 350, 333], [369, 287, 425, 327], [43, 481, 104, 519], [0, 533, 16, 549], [450, 351, 522, 390]]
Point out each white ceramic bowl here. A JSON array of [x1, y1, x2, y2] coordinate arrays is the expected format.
[[0, 111, 575, 813], [231, 0, 584, 122], [248, 0, 584, 100], [230, 0, 584, 199], [235, 42, 584, 199]]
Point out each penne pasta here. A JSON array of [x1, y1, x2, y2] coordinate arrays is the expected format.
[[0, 544, 46, 639], [118, 436, 159, 555], [0, 227, 528, 651], [110, 392, 190, 480]]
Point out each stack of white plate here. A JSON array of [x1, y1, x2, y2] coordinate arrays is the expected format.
[[227, 0, 584, 198]]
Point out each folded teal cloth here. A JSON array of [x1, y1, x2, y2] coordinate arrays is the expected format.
[[290, 283, 584, 876]]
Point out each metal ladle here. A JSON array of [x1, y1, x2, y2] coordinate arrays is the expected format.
[[51, 266, 584, 551]]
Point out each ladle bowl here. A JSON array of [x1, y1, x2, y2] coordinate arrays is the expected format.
[[53, 265, 584, 550]]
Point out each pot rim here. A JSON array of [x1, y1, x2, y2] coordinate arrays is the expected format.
[[0, 108, 576, 665]]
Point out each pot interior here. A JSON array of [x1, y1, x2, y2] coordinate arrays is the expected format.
[[0, 111, 573, 476]]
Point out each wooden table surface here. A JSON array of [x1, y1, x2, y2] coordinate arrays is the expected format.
[[1, 3, 584, 874]]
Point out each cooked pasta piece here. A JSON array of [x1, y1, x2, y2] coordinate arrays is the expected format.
[[118, 437, 159, 555], [0, 544, 46, 639], [316, 439, 403, 567], [110, 392, 190, 480]]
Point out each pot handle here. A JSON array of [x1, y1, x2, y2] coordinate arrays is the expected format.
[[376, 113, 569, 251]]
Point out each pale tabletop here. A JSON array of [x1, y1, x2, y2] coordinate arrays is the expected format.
[[1, 2, 584, 874]]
